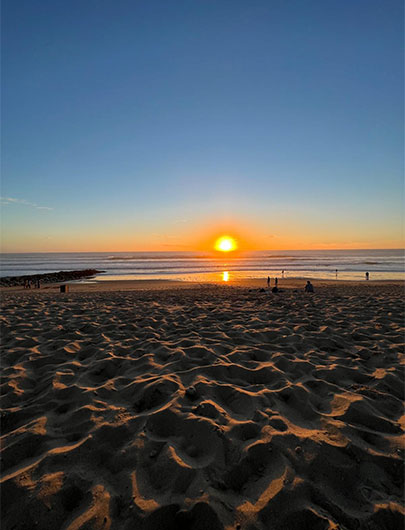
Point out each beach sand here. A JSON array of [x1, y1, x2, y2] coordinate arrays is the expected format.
[[1, 280, 404, 529]]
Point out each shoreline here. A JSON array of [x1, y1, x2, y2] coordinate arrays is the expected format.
[[1, 276, 404, 293], [1, 249, 404, 287]]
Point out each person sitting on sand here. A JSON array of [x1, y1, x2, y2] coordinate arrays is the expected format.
[[304, 280, 314, 293], [271, 286, 279, 293]]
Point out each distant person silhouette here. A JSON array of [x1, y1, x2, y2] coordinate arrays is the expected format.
[[335, 269, 338, 279], [365, 272, 369, 281], [267, 276, 270, 288], [275, 277, 278, 287], [304, 280, 314, 293], [282, 270, 285, 278]]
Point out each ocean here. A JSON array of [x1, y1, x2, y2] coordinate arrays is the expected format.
[[0, 249, 404, 282]]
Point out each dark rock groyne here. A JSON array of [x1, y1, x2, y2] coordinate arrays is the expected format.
[[0, 269, 103, 287]]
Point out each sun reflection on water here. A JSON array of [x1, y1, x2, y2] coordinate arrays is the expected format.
[[222, 271, 229, 282]]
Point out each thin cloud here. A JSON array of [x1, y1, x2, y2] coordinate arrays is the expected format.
[[0, 197, 53, 210]]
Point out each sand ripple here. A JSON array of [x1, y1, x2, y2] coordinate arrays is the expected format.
[[1, 284, 404, 529]]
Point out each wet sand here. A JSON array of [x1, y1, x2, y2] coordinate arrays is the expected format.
[[1, 280, 404, 529]]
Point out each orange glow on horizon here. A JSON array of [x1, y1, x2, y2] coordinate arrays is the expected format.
[[1, 213, 402, 253], [214, 236, 238, 252]]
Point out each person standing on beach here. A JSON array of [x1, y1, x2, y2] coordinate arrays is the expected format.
[[275, 277, 278, 287], [267, 276, 270, 288], [366, 272, 369, 280], [335, 269, 338, 279]]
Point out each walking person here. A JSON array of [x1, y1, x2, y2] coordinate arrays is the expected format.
[[365, 272, 369, 281], [267, 276, 270, 288]]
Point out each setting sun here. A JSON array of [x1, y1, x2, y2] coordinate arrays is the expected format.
[[215, 236, 238, 252]]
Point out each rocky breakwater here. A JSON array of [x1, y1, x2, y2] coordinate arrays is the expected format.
[[0, 269, 104, 287]]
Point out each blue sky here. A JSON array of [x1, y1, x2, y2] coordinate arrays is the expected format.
[[1, 0, 403, 251]]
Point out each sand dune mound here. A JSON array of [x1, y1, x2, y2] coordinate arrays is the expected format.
[[1, 283, 404, 529]]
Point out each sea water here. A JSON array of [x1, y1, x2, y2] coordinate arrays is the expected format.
[[1, 249, 404, 281]]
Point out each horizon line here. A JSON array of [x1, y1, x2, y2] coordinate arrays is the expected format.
[[1, 248, 404, 255]]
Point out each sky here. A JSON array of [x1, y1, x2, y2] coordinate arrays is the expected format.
[[1, 0, 404, 252]]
